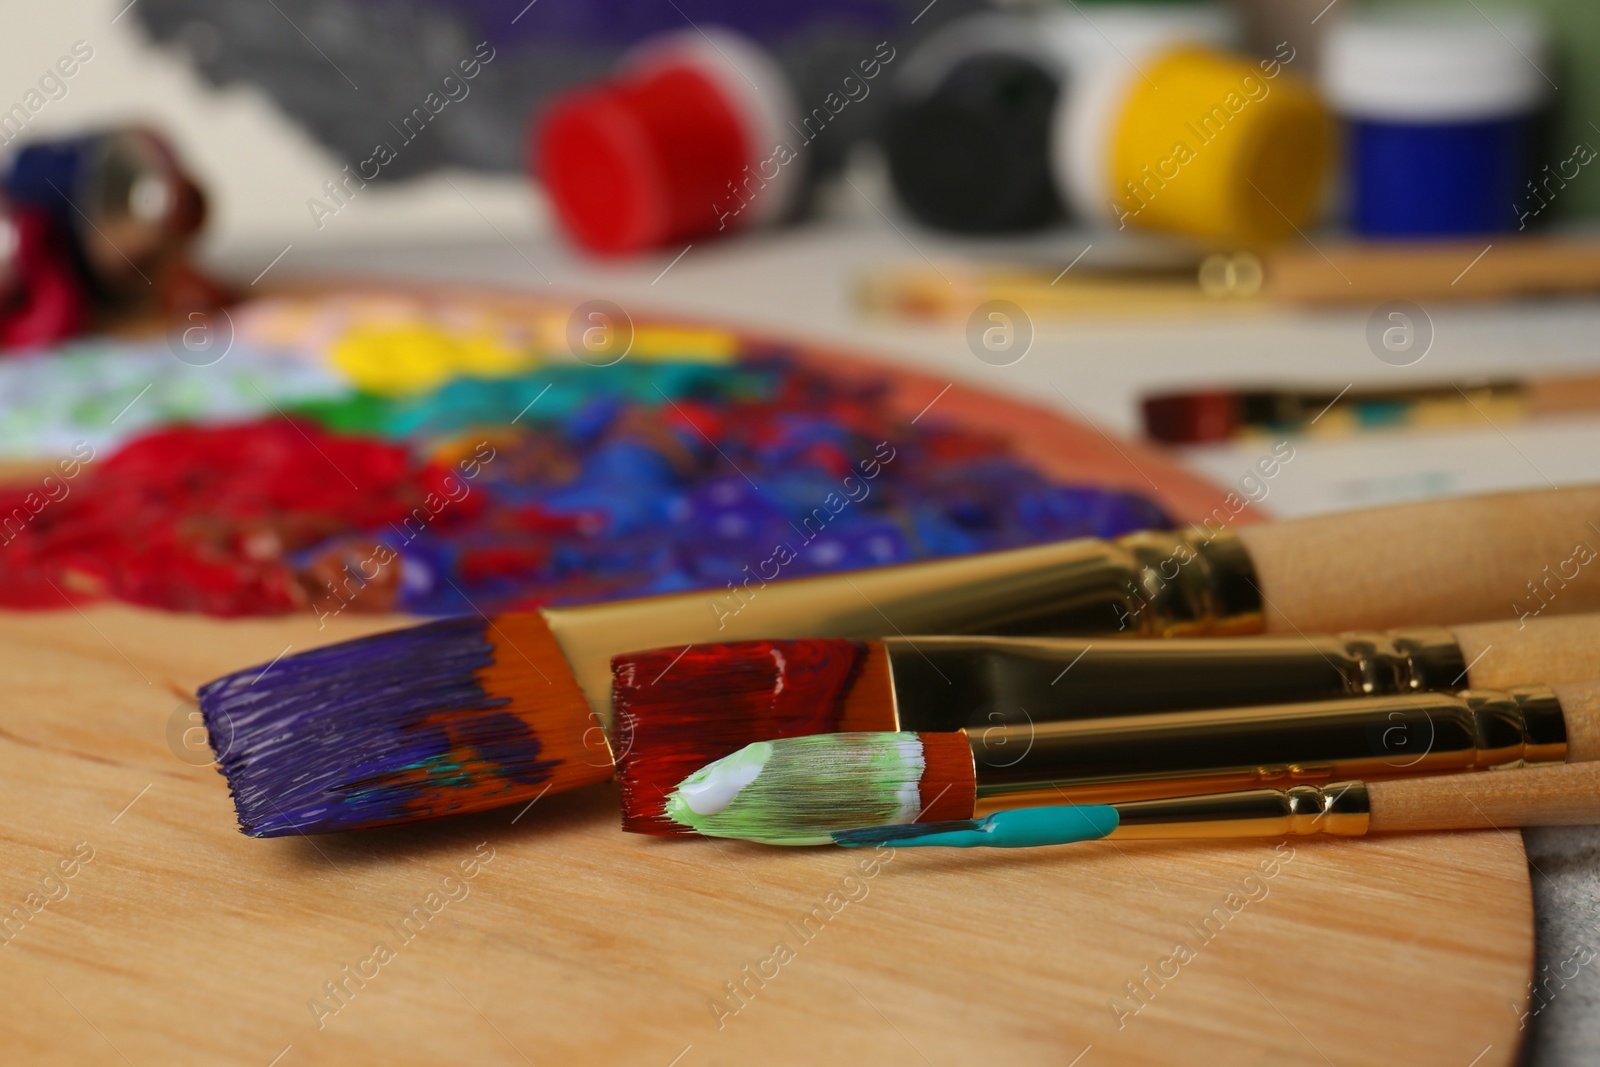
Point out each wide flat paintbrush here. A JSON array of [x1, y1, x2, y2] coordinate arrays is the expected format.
[[615, 614, 1600, 832], [661, 683, 1600, 844], [200, 484, 1600, 835], [828, 760, 1600, 849]]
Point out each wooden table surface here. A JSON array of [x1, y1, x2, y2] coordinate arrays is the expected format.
[[0, 321, 1534, 1065], [0, 606, 1532, 1067]]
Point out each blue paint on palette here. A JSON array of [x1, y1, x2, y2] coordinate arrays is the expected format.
[[287, 355, 1175, 618]]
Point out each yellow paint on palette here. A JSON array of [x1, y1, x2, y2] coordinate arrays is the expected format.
[[330, 323, 538, 395], [518, 309, 736, 365], [629, 325, 738, 363]]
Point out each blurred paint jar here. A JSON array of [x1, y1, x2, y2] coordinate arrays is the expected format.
[[1321, 10, 1548, 237], [535, 29, 823, 255], [2, 127, 205, 306], [882, 13, 1068, 233], [1052, 6, 1333, 243], [0, 203, 87, 349]]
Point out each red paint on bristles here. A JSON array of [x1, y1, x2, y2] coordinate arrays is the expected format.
[[612, 639, 869, 834]]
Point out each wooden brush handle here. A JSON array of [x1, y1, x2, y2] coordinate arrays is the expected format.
[[1236, 486, 1600, 633], [1262, 240, 1600, 304], [1552, 683, 1600, 763], [1525, 373, 1600, 417], [1441, 620, 1600, 756], [1451, 615, 1600, 692], [1367, 759, 1600, 832]]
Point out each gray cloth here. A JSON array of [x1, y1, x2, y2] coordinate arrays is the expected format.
[[136, 0, 613, 178], [1524, 826, 1600, 1065], [133, 0, 985, 181]]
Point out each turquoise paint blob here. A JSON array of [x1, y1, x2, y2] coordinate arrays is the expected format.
[[834, 804, 1120, 849], [1350, 399, 1410, 428]]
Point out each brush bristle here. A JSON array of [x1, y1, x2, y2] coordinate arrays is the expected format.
[[662, 731, 938, 845], [199, 614, 609, 836], [612, 639, 878, 834]]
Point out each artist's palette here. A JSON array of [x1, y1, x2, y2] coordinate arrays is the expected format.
[[0, 315, 1530, 1066], [0, 288, 1176, 618]]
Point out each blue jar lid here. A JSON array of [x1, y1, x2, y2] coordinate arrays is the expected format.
[[1321, 9, 1548, 122]]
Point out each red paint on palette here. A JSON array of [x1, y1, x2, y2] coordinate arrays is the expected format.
[[0, 420, 468, 614]]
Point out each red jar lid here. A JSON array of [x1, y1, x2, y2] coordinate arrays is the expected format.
[[537, 61, 752, 254]]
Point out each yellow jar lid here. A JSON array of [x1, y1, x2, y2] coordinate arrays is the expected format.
[[1106, 46, 1334, 242]]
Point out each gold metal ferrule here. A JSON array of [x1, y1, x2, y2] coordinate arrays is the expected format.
[[968, 685, 1567, 813], [1112, 527, 1262, 637], [1107, 781, 1372, 839], [553, 527, 1263, 720]]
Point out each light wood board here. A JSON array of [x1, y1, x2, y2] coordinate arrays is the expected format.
[[0, 607, 1533, 1066], [0, 320, 1533, 1064]]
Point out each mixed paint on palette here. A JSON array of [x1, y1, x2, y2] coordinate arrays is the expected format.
[[0, 292, 1171, 617]]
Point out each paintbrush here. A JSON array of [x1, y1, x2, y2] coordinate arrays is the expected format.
[[614, 614, 1600, 833], [201, 484, 1600, 836], [659, 682, 1600, 844], [828, 759, 1600, 849], [1141, 373, 1600, 444], [858, 239, 1600, 321]]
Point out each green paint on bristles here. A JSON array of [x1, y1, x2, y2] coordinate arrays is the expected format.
[[665, 732, 929, 846]]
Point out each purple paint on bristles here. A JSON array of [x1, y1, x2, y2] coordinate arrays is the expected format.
[[198, 617, 556, 837]]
